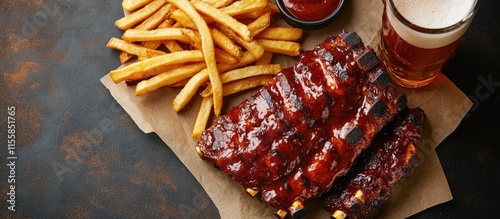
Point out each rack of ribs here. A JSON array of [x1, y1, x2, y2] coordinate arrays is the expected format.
[[321, 107, 425, 219], [196, 31, 408, 218]]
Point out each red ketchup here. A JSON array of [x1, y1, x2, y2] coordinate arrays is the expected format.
[[281, 0, 341, 21]]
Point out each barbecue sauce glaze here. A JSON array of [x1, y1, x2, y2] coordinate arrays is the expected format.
[[198, 32, 404, 212]]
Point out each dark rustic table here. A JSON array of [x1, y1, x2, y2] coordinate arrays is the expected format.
[[1, 0, 498, 218]]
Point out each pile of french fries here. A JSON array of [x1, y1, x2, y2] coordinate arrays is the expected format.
[[107, 0, 303, 139]]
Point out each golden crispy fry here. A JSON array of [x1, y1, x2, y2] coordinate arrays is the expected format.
[[170, 9, 197, 29], [168, 78, 191, 87], [266, 2, 279, 14], [192, 96, 213, 139], [217, 52, 259, 72], [179, 29, 203, 49], [200, 64, 280, 97], [163, 40, 185, 52], [122, 28, 183, 41], [122, 0, 153, 12], [211, 28, 242, 59], [170, 9, 217, 29], [248, 13, 271, 38], [220, 0, 267, 17], [135, 4, 173, 30], [119, 39, 165, 64], [217, 24, 264, 59], [192, 1, 252, 42], [137, 41, 165, 61], [255, 27, 303, 41], [135, 62, 206, 95], [168, 0, 223, 116], [110, 50, 205, 83], [110, 0, 305, 138], [137, 49, 165, 61], [141, 40, 164, 50], [201, 0, 233, 8], [221, 64, 279, 83], [172, 52, 257, 112], [222, 75, 272, 96], [172, 68, 209, 112], [256, 39, 301, 56], [122, 28, 202, 49], [116, 0, 167, 30], [232, 2, 278, 20], [119, 51, 135, 64], [232, 11, 260, 20], [255, 52, 273, 65], [157, 18, 177, 28], [215, 48, 238, 64], [106, 37, 166, 58], [118, 14, 176, 64]]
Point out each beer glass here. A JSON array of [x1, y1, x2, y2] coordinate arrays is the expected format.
[[379, 0, 480, 88]]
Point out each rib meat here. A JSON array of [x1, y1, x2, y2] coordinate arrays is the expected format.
[[321, 107, 425, 219], [197, 31, 407, 217]]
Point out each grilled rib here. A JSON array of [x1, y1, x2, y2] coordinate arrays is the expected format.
[[197, 31, 406, 217], [321, 107, 425, 219]]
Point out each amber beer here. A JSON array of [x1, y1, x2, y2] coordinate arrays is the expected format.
[[380, 0, 479, 88]]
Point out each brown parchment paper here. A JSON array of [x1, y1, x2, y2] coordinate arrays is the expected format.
[[101, 0, 473, 218]]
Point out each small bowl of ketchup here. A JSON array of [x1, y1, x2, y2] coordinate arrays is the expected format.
[[275, 0, 345, 30]]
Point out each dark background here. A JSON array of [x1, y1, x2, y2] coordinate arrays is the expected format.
[[0, 0, 498, 218]]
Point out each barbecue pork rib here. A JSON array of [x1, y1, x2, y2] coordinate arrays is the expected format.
[[197, 31, 407, 218], [321, 107, 425, 219]]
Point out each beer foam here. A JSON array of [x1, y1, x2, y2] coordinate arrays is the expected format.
[[388, 0, 477, 48], [394, 0, 475, 28]]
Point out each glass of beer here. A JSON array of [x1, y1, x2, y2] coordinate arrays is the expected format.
[[379, 0, 480, 88]]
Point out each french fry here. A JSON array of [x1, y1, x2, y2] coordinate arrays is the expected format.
[[192, 96, 213, 139], [220, 0, 267, 17], [157, 18, 177, 28], [219, 64, 280, 84], [168, 0, 223, 116], [266, 2, 279, 14], [122, 28, 198, 43], [179, 28, 203, 49], [116, 0, 168, 30], [256, 39, 301, 57], [201, 0, 233, 8], [163, 40, 185, 52], [168, 78, 191, 87], [119, 51, 135, 64], [140, 40, 164, 51], [248, 13, 271, 38], [232, 2, 278, 20], [137, 49, 166, 61], [222, 75, 272, 96], [192, 1, 252, 42], [170, 9, 197, 29], [119, 13, 176, 64], [200, 64, 280, 97], [255, 27, 304, 41], [172, 68, 209, 112], [170, 9, 217, 29], [122, 0, 153, 12], [135, 62, 207, 95], [135, 4, 173, 30], [106, 37, 166, 58], [211, 28, 242, 59], [217, 24, 264, 59], [215, 48, 239, 64], [109, 0, 305, 137], [255, 52, 273, 65], [110, 50, 205, 83], [172, 52, 257, 112]]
